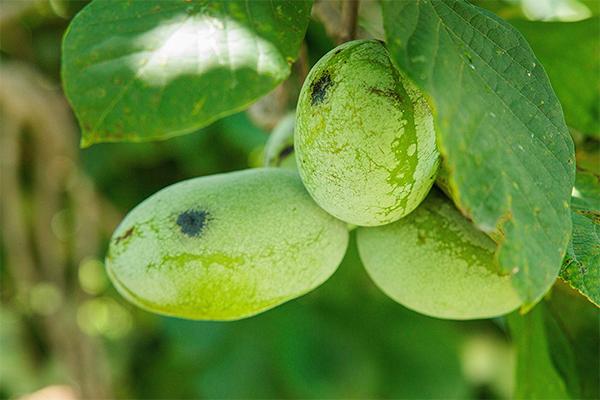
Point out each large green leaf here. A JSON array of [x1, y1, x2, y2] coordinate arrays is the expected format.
[[561, 170, 600, 306], [509, 283, 600, 400], [510, 18, 600, 137], [507, 304, 571, 399], [546, 282, 600, 399], [382, 0, 575, 305], [62, 0, 312, 147]]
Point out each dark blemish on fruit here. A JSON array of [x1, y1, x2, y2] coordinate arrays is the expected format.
[[311, 72, 333, 106], [115, 227, 134, 244], [277, 145, 294, 165], [368, 87, 403, 105], [177, 210, 208, 237]]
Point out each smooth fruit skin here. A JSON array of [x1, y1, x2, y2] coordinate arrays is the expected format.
[[295, 39, 439, 226], [106, 168, 349, 321], [356, 190, 523, 320]]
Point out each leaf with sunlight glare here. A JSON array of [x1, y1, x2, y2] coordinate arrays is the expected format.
[[62, 0, 312, 147]]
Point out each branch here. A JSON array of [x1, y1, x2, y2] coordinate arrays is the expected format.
[[339, 0, 360, 43]]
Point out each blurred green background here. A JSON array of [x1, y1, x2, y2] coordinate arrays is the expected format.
[[0, 0, 597, 399]]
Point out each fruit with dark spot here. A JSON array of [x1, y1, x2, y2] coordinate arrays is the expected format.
[[310, 73, 332, 105], [356, 189, 523, 320], [106, 168, 349, 320], [176, 210, 208, 237], [295, 39, 440, 226]]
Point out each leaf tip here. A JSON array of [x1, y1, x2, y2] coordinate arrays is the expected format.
[[518, 301, 536, 315], [79, 135, 95, 149]]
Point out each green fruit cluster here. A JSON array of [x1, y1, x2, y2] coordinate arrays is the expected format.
[[107, 40, 524, 321]]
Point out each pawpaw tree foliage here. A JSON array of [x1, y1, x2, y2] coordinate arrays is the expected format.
[[61, 0, 598, 398]]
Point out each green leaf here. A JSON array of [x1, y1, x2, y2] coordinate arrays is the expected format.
[[541, 299, 581, 398], [546, 282, 600, 399], [507, 304, 571, 399], [510, 18, 600, 137], [382, 0, 575, 305], [580, 0, 600, 16], [508, 282, 600, 400], [560, 170, 600, 306], [62, 0, 312, 147]]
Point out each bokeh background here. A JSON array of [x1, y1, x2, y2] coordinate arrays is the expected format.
[[0, 0, 597, 399]]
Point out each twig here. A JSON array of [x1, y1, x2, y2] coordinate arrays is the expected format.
[[296, 42, 310, 83], [339, 0, 360, 43]]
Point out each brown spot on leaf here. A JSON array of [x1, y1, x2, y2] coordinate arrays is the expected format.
[[575, 209, 600, 223]]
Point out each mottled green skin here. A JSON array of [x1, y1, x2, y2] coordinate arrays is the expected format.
[[264, 113, 297, 169], [106, 168, 349, 320], [295, 40, 440, 226], [357, 190, 523, 320]]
